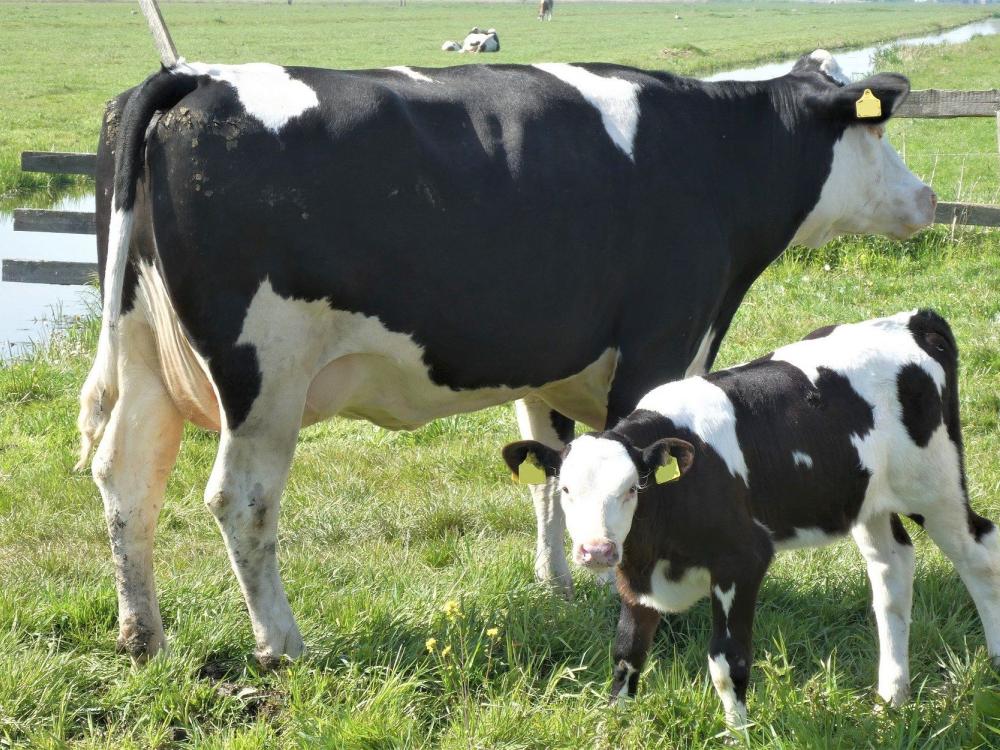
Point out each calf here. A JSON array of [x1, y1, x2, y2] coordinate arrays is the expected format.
[[503, 310, 1000, 727]]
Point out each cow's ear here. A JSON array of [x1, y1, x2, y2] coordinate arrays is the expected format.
[[641, 438, 695, 485], [502, 440, 562, 484], [813, 73, 910, 125]]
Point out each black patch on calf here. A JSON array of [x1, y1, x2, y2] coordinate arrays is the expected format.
[[896, 363, 942, 448], [549, 410, 575, 445], [802, 323, 838, 340], [890, 514, 912, 546], [968, 512, 995, 543]]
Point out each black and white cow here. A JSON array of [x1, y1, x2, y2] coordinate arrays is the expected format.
[[503, 310, 999, 727], [80, 50, 935, 666], [539, 0, 554, 22], [460, 27, 500, 53]]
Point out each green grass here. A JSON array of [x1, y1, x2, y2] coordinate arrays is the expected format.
[[0, 0, 995, 205], [2, 7, 1000, 749]]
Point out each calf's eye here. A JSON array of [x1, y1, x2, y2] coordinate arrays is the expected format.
[[561, 486, 569, 494]]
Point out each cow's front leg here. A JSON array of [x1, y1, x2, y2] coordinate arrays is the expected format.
[[707, 568, 766, 731], [514, 395, 574, 597], [204, 390, 306, 667], [610, 599, 661, 701]]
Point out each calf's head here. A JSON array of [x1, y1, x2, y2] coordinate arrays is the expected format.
[[502, 435, 695, 571], [789, 51, 936, 247]]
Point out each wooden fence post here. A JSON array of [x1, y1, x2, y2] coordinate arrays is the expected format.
[[137, 0, 178, 68]]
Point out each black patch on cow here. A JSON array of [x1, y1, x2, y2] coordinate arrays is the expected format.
[[549, 410, 575, 445], [896, 363, 942, 448], [968, 511, 995, 543], [890, 514, 912, 546], [802, 324, 838, 341]]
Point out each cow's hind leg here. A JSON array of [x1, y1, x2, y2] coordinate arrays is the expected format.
[[515, 395, 574, 597], [852, 512, 915, 706], [91, 317, 184, 661], [204, 377, 308, 666]]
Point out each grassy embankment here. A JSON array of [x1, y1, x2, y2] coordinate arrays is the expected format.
[[0, 0, 995, 205], [1, 7, 999, 750]]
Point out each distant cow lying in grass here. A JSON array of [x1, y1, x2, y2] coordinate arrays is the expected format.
[[504, 310, 1000, 728], [442, 27, 500, 53]]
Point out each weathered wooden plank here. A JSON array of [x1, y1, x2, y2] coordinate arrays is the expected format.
[[138, 0, 178, 68], [20, 151, 96, 177], [13, 209, 96, 235], [1, 260, 97, 286], [935, 201, 1000, 228], [896, 89, 1000, 118]]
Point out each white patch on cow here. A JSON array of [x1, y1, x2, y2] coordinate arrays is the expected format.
[[714, 584, 736, 618], [809, 49, 850, 85], [709, 653, 748, 729], [776, 526, 841, 551], [175, 61, 319, 133], [532, 63, 641, 160], [685, 327, 716, 377], [616, 659, 638, 699], [387, 66, 435, 83], [559, 436, 639, 564], [637, 377, 749, 483], [791, 450, 814, 469], [789, 127, 934, 248], [638, 560, 710, 613]]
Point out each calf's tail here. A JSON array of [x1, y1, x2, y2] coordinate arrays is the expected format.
[[76, 69, 197, 469]]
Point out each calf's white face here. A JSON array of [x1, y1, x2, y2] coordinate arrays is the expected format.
[[793, 125, 936, 248], [558, 436, 641, 570]]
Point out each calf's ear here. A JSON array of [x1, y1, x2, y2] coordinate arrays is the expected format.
[[502, 440, 563, 483], [641, 438, 695, 485], [812, 73, 910, 125]]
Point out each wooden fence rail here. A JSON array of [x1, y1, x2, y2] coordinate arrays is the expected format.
[[5, 89, 999, 285]]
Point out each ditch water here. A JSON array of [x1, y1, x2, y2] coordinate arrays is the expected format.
[[2, 18, 998, 360]]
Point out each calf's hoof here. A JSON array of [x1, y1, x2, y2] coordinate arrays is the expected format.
[[116, 619, 165, 664]]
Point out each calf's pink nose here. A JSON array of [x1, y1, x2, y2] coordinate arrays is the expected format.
[[579, 541, 619, 567]]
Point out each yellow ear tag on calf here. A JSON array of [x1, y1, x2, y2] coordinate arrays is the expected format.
[[855, 89, 882, 119], [655, 456, 681, 485], [517, 455, 547, 485]]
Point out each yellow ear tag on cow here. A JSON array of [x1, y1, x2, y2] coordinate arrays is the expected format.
[[655, 456, 681, 485], [855, 89, 882, 119], [517, 455, 547, 485]]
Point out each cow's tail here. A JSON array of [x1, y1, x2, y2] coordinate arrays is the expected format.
[[76, 68, 197, 470]]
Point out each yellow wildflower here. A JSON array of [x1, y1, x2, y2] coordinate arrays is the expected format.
[[442, 599, 461, 621], [441, 645, 452, 658], [425, 638, 437, 653], [486, 627, 500, 639]]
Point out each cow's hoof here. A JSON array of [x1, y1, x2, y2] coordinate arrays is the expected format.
[[537, 570, 574, 600], [254, 629, 305, 670], [116, 620, 165, 664]]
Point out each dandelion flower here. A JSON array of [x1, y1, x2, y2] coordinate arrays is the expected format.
[[442, 599, 461, 621], [486, 627, 500, 639], [441, 644, 452, 658], [426, 638, 437, 653]]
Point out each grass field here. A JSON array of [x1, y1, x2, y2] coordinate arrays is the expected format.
[[2, 4, 1000, 748], [0, 0, 995, 204]]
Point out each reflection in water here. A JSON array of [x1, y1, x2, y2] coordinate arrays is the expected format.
[[1, 194, 96, 361], [705, 19, 1000, 82]]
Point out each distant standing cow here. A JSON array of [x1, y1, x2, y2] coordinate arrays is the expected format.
[[539, 0, 553, 21]]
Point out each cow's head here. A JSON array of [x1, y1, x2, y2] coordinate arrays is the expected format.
[[789, 50, 936, 248], [502, 435, 695, 571]]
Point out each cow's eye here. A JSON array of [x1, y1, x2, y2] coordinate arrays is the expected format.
[[561, 486, 569, 494], [628, 485, 637, 495]]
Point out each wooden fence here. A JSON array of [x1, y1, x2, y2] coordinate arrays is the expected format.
[[4, 88, 1000, 286]]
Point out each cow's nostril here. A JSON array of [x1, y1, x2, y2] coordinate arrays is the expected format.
[[579, 542, 619, 566]]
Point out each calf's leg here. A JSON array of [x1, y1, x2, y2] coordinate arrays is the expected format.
[[91, 317, 184, 662], [852, 513, 915, 706], [610, 599, 661, 700], [920, 500, 1000, 664], [514, 395, 574, 597], [707, 571, 763, 730]]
